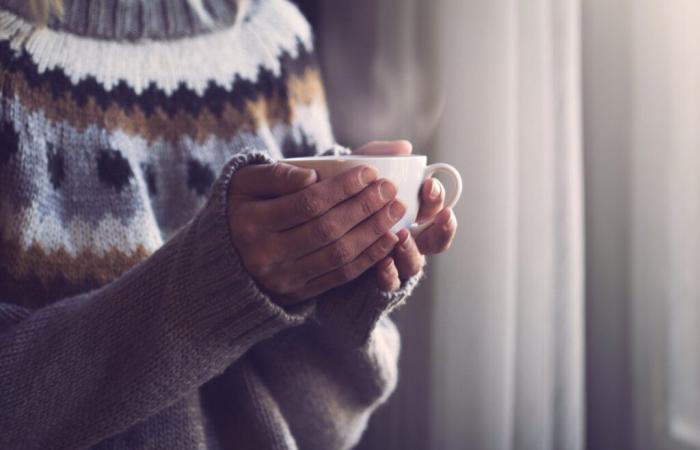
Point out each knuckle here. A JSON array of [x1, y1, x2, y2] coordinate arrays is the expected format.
[[382, 258, 397, 275], [234, 223, 258, 246], [328, 241, 354, 266], [367, 246, 387, 263], [383, 235, 400, 252], [244, 254, 270, 276], [296, 191, 322, 218], [265, 275, 293, 295], [342, 175, 360, 197], [337, 264, 357, 282], [312, 218, 338, 243], [369, 240, 392, 261], [360, 197, 375, 218], [371, 215, 389, 236], [270, 162, 289, 180]]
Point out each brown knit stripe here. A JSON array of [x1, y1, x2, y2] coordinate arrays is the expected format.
[[287, 67, 327, 115], [1, 239, 152, 285], [4, 68, 325, 144]]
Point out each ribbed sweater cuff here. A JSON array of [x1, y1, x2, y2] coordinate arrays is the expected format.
[[314, 271, 423, 347], [182, 150, 312, 351]]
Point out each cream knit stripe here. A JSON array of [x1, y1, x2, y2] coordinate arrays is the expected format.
[[0, 0, 312, 95], [286, 99, 335, 154]]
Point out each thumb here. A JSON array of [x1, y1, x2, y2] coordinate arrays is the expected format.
[[353, 140, 413, 156], [230, 162, 317, 198]]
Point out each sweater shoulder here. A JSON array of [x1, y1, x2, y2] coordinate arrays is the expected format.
[[0, 0, 326, 149], [0, 0, 314, 96]]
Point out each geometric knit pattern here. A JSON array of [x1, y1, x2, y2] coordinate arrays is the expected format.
[[0, 0, 333, 307], [0, 1, 419, 449]]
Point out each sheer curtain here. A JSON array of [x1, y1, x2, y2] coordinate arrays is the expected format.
[[585, 0, 700, 449], [429, 1, 583, 449], [311, 0, 700, 449]]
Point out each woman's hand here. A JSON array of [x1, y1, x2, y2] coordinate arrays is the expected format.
[[227, 161, 406, 305], [353, 141, 459, 292]]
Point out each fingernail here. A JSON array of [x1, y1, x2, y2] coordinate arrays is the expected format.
[[379, 180, 397, 201], [396, 140, 413, 153], [430, 179, 441, 199], [387, 232, 401, 245], [291, 167, 317, 183], [361, 166, 379, 185], [396, 228, 410, 245], [400, 235, 412, 251], [389, 200, 406, 221]]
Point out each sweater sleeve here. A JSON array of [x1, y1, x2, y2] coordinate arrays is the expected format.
[[0, 152, 313, 450], [237, 272, 422, 450]]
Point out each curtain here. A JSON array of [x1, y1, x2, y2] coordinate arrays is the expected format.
[[428, 1, 584, 449], [312, 0, 700, 449], [585, 0, 700, 449]]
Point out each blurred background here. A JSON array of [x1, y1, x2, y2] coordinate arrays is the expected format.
[[293, 1, 700, 449]]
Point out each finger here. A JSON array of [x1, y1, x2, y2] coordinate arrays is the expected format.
[[255, 165, 379, 231], [293, 233, 399, 300], [229, 162, 317, 198], [417, 178, 446, 223], [281, 180, 399, 258], [392, 229, 425, 280], [376, 257, 401, 292], [414, 208, 458, 255], [288, 198, 406, 270], [353, 140, 413, 156]]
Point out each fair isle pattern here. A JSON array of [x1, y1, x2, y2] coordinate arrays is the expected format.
[[0, 0, 333, 307], [0, 59, 329, 144], [0, 0, 311, 94]]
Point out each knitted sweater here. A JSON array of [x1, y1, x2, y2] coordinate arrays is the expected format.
[[0, 1, 420, 449]]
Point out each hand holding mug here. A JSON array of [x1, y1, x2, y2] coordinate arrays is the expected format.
[[352, 141, 459, 291], [285, 140, 461, 293], [227, 161, 406, 304]]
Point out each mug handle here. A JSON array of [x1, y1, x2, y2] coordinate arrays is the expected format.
[[410, 163, 463, 235]]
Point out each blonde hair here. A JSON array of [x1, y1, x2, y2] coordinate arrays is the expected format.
[[28, 0, 63, 25]]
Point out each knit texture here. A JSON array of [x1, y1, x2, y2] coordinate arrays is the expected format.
[[0, 1, 420, 449]]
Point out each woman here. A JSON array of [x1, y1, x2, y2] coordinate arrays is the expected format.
[[0, 0, 457, 448]]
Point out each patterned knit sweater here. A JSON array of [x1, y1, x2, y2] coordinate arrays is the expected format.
[[0, 1, 420, 449]]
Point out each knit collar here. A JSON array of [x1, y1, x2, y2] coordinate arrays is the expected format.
[[0, 0, 240, 41]]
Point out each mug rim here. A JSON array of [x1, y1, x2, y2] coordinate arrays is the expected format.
[[283, 155, 428, 162]]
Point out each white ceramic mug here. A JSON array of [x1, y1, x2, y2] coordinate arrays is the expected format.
[[283, 155, 462, 234]]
